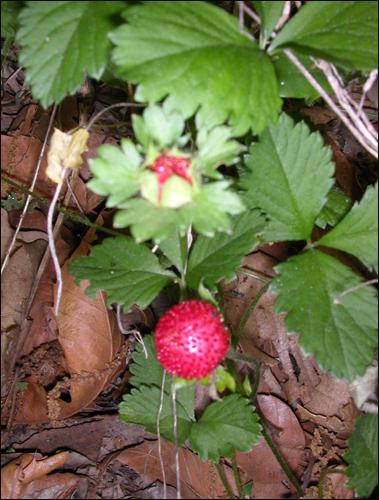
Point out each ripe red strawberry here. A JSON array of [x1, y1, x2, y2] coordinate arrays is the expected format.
[[151, 154, 192, 195], [154, 300, 230, 380]]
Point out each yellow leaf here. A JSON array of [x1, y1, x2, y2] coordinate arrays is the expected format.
[[64, 128, 90, 170], [46, 129, 72, 185]]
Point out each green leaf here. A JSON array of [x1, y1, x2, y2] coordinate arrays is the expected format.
[[345, 414, 378, 498], [186, 181, 246, 237], [16, 1, 126, 108], [196, 126, 244, 178], [67, 237, 176, 310], [269, 1, 378, 72], [252, 1, 285, 48], [120, 385, 192, 447], [272, 51, 332, 100], [187, 210, 265, 291], [87, 139, 141, 207], [139, 104, 185, 150], [315, 186, 353, 229], [159, 227, 188, 276], [316, 182, 378, 273], [190, 394, 261, 462], [129, 335, 195, 421], [241, 113, 334, 241], [114, 198, 191, 244], [271, 249, 378, 381], [1, 191, 37, 213], [110, 1, 282, 136], [1, 1, 23, 38]]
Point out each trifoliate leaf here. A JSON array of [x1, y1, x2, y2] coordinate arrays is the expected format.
[[129, 335, 195, 421], [87, 139, 142, 207], [190, 394, 261, 462], [159, 227, 188, 276], [120, 385, 192, 447], [271, 249, 378, 381], [315, 186, 353, 229], [317, 182, 378, 273], [272, 51, 332, 100], [16, 1, 126, 108], [269, 1, 378, 73], [187, 210, 265, 291], [252, 1, 285, 48], [241, 113, 334, 241], [110, 1, 282, 136], [196, 126, 245, 178], [68, 237, 176, 310], [345, 414, 378, 498], [1, 1, 22, 38]]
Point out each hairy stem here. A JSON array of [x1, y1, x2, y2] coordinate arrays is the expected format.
[[261, 426, 304, 497], [215, 462, 235, 499]]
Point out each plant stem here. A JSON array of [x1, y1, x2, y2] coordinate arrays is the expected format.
[[231, 451, 244, 498], [1, 175, 128, 239], [260, 426, 304, 497], [232, 281, 271, 349], [215, 462, 235, 499]]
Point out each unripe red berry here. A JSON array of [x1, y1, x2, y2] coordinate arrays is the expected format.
[[154, 300, 229, 380], [151, 154, 192, 194]]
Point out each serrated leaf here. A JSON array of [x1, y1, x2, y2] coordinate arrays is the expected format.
[[114, 198, 191, 244], [87, 139, 142, 207], [115, 182, 245, 243], [187, 210, 265, 291], [345, 414, 378, 498], [315, 186, 353, 229], [1, 191, 37, 213], [16, 1, 126, 108], [110, 1, 282, 136], [190, 394, 261, 462], [317, 182, 378, 273], [159, 227, 188, 276], [67, 237, 176, 310], [186, 181, 246, 237], [120, 385, 192, 446], [272, 51, 332, 100], [1, 1, 22, 38], [271, 249, 378, 381], [269, 1, 378, 72], [129, 335, 195, 421], [252, 1, 285, 48], [196, 126, 244, 178], [242, 113, 334, 241]]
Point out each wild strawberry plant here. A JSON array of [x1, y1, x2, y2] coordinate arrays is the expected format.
[[2, 0, 378, 497]]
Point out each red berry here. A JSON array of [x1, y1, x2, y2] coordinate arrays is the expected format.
[[151, 154, 192, 196], [154, 300, 229, 380]]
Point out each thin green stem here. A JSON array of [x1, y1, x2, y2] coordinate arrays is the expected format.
[[1, 175, 128, 239], [231, 451, 244, 498], [261, 426, 304, 497], [236, 268, 270, 283], [215, 462, 235, 499], [232, 281, 271, 349]]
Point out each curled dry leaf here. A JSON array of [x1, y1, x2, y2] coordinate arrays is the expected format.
[[236, 395, 305, 499], [102, 439, 242, 499], [1, 451, 70, 499], [13, 222, 127, 424]]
